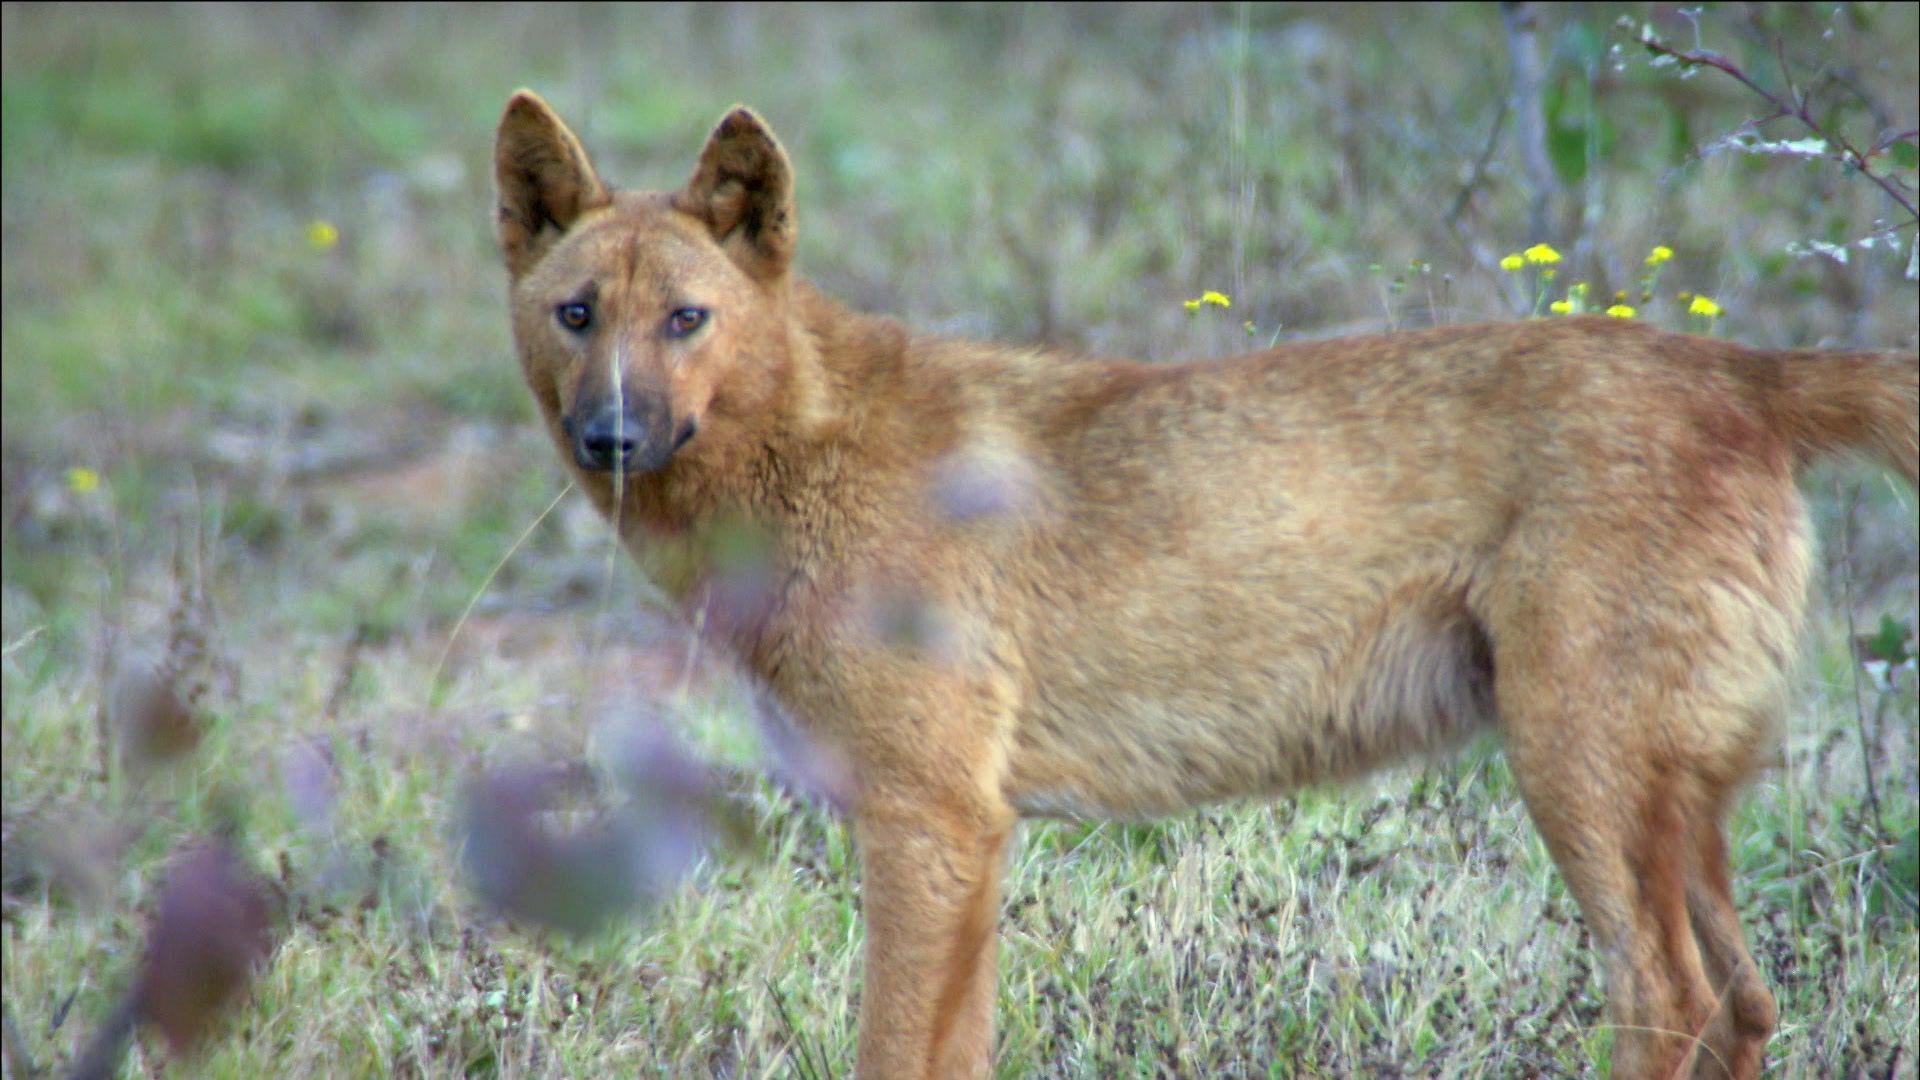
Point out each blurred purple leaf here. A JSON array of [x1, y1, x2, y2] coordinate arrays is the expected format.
[[688, 517, 784, 643], [132, 840, 276, 1056], [460, 755, 713, 938], [929, 440, 1042, 522], [846, 580, 966, 667], [750, 688, 856, 814], [109, 659, 203, 769], [4, 805, 134, 909], [277, 736, 338, 834]]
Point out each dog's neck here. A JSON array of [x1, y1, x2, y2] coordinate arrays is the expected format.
[[743, 280, 962, 537], [593, 278, 963, 656]]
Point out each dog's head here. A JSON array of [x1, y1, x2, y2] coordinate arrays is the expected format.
[[492, 92, 799, 480]]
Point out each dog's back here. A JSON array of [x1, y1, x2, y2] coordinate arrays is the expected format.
[[883, 317, 1907, 820]]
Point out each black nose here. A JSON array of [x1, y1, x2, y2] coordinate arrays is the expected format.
[[570, 408, 648, 472]]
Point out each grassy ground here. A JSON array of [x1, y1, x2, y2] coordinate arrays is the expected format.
[[3, 4, 1916, 1077]]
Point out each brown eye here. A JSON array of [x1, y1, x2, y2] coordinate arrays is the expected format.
[[667, 307, 708, 337], [556, 302, 592, 332]]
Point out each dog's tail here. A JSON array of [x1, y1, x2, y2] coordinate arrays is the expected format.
[[1771, 346, 1919, 489]]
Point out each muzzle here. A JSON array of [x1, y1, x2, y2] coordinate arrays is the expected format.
[[562, 397, 694, 475]]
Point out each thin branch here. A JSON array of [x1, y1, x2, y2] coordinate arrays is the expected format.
[[3, 1000, 39, 1080], [1502, 2, 1556, 244], [1773, 35, 1800, 115], [1871, 128, 1920, 155], [1639, 36, 1919, 223], [1448, 95, 1510, 226], [1832, 479, 1884, 833], [65, 997, 136, 1080]]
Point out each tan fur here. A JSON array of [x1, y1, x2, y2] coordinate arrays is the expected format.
[[492, 91, 1920, 1079]]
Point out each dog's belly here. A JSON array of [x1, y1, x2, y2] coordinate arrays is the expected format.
[[1001, 576, 1497, 820], [976, 374, 1511, 820]]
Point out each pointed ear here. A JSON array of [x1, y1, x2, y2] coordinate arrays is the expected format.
[[672, 107, 796, 279], [493, 90, 610, 278]]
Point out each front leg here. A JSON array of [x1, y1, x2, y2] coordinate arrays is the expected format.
[[854, 787, 1014, 1079]]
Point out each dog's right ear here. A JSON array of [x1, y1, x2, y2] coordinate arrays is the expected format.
[[493, 90, 610, 278]]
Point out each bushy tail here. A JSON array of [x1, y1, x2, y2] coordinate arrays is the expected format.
[[1774, 348, 1919, 489]]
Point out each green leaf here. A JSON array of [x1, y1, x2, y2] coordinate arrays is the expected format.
[[1543, 78, 1585, 185], [1887, 140, 1919, 171], [1863, 614, 1914, 666], [1542, 72, 1611, 186], [1590, 111, 1617, 162], [1664, 107, 1694, 167], [1866, 826, 1919, 921], [1548, 125, 1589, 186], [1557, 21, 1606, 71], [1543, 73, 1569, 130]]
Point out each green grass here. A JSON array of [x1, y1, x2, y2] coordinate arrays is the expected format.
[[3, 4, 1916, 1077]]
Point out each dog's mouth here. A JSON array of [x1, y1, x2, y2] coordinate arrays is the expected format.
[[561, 406, 693, 475]]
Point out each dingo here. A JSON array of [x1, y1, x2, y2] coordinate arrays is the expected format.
[[494, 91, 1917, 1078]]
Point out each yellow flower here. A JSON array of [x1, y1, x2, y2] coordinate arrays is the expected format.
[[1604, 304, 1637, 318], [1688, 295, 1723, 318], [1645, 245, 1674, 267], [66, 467, 100, 494], [1523, 243, 1562, 266], [1183, 299, 1202, 312], [306, 220, 340, 252], [1549, 300, 1573, 314], [1185, 291, 1231, 312], [1499, 253, 1525, 272]]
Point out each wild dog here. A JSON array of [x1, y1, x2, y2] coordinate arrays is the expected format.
[[492, 90, 1919, 1079]]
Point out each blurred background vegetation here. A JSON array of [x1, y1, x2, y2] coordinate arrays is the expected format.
[[3, 3, 1915, 1077]]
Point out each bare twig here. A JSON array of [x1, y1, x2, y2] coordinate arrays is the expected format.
[[426, 481, 575, 709], [764, 977, 830, 1080], [1637, 34, 1919, 224], [64, 998, 135, 1080], [3, 999, 39, 1080], [92, 615, 114, 784], [1448, 95, 1510, 227], [321, 624, 369, 723], [1831, 479, 1884, 833], [1501, 2, 1556, 244], [1872, 128, 1920, 155]]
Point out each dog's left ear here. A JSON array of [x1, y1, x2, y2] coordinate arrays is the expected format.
[[673, 107, 796, 280]]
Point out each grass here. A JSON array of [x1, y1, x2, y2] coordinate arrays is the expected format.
[[3, 3, 1916, 1077]]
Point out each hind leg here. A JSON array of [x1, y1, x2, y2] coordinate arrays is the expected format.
[[1490, 608, 1736, 1079], [1504, 739, 1723, 1077], [1683, 807, 1777, 1079]]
